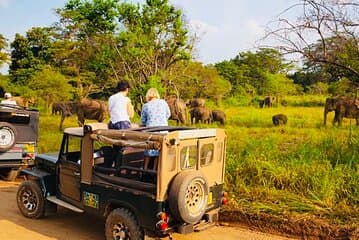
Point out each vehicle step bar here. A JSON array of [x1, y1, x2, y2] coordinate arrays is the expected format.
[[46, 196, 84, 213]]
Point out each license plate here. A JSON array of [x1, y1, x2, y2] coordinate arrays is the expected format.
[[25, 144, 35, 153]]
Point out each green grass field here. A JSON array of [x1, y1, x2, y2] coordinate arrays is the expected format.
[[37, 99, 358, 226]]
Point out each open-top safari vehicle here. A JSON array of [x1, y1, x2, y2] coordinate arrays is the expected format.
[[16, 123, 227, 239], [0, 104, 38, 180]]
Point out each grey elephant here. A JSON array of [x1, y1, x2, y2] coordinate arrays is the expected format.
[[259, 96, 275, 108], [272, 114, 287, 126], [186, 98, 205, 108], [59, 99, 107, 130], [211, 110, 226, 125], [324, 96, 359, 126], [165, 96, 187, 125], [189, 106, 212, 124]]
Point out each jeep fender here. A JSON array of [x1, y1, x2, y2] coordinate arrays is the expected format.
[[104, 199, 140, 219], [21, 168, 56, 197]]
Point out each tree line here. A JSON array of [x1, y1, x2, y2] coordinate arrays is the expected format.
[[0, 0, 358, 109]]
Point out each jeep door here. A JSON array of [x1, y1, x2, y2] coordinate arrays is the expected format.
[[58, 134, 81, 202]]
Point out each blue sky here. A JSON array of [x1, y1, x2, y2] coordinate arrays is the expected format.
[[0, 0, 297, 73]]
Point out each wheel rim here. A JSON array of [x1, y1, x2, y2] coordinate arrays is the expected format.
[[21, 188, 38, 212], [0, 127, 15, 147], [112, 222, 131, 240], [185, 179, 205, 216]]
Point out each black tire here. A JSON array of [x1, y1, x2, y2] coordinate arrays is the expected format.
[[0, 122, 17, 152], [168, 170, 209, 224], [16, 180, 45, 219], [105, 208, 144, 240], [0, 168, 19, 181]]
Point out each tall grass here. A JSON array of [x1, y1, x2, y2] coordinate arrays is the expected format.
[[224, 105, 358, 225]]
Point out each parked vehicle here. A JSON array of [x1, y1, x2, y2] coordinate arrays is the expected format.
[[16, 123, 228, 239], [0, 104, 39, 180]]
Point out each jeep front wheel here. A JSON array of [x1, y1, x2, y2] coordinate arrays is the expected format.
[[105, 208, 144, 240], [16, 180, 45, 219], [168, 171, 209, 224]]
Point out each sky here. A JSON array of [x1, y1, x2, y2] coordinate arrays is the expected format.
[[0, 0, 298, 73]]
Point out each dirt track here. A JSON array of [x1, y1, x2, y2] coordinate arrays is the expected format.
[[0, 180, 297, 240]]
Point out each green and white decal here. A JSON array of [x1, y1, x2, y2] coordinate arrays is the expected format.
[[83, 191, 99, 209]]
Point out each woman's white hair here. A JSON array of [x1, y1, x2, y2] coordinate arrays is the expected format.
[[145, 88, 160, 102]]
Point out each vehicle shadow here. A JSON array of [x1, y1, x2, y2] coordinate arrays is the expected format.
[[0, 182, 103, 240], [0, 181, 170, 240]]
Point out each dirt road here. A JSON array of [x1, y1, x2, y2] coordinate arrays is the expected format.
[[0, 180, 296, 240]]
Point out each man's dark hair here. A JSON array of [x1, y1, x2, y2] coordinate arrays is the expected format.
[[117, 80, 130, 92]]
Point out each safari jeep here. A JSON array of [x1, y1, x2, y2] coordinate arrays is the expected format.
[[0, 104, 39, 180], [16, 123, 227, 240]]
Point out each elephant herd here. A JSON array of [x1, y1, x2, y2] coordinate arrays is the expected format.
[[50, 95, 359, 130], [52, 97, 226, 131], [324, 96, 359, 126], [164, 97, 226, 125]]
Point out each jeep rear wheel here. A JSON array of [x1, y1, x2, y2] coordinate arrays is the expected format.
[[105, 208, 144, 240], [0, 122, 16, 152], [168, 171, 209, 224], [16, 180, 45, 219]]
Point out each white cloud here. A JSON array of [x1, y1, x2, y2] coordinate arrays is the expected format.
[[189, 19, 219, 35], [246, 19, 265, 39], [0, 0, 10, 8]]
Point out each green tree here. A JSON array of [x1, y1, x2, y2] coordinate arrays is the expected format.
[[9, 27, 55, 85], [265, 0, 359, 86], [166, 61, 231, 103], [55, 0, 120, 99], [215, 48, 292, 96], [115, 0, 193, 94], [0, 34, 8, 69], [28, 66, 73, 110]]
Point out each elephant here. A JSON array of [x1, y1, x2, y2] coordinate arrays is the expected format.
[[189, 106, 212, 124], [165, 96, 187, 125], [280, 99, 288, 107], [186, 98, 205, 108], [259, 96, 275, 108], [211, 110, 226, 125], [324, 96, 359, 126], [272, 114, 287, 126], [52, 102, 65, 115], [333, 98, 359, 126], [59, 99, 107, 130]]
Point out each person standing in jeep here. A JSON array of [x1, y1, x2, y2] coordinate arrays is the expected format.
[[108, 80, 135, 130], [140, 88, 171, 170]]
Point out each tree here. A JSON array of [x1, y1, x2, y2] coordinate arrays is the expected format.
[[264, 0, 359, 87], [54, 0, 193, 102], [215, 48, 292, 96], [55, 0, 120, 99], [28, 65, 73, 110], [165, 61, 231, 103], [115, 0, 193, 93], [0, 34, 8, 69], [9, 27, 55, 85]]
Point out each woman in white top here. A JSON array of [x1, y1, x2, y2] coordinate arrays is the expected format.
[[108, 80, 134, 129]]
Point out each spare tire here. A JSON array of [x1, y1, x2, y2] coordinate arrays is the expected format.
[[0, 122, 17, 152], [168, 170, 208, 224]]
